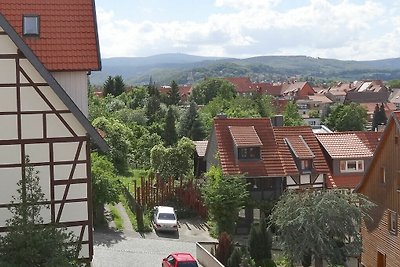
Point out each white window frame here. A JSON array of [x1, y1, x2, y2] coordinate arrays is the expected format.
[[340, 160, 364, 173], [389, 210, 397, 235]]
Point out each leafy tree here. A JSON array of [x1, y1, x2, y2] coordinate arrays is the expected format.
[[89, 89, 108, 121], [201, 167, 249, 235], [125, 86, 149, 109], [269, 190, 374, 267], [324, 103, 367, 131], [91, 152, 121, 226], [0, 157, 80, 266], [134, 132, 163, 169], [103, 75, 114, 96], [179, 101, 206, 140], [168, 80, 180, 105], [164, 106, 178, 146], [387, 79, 400, 88], [249, 218, 272, 266], [92, 116, 133, 174], [113, 75, 125, 96], [150, 137, 195, 179], [191, 78, 236, 105], [283, 101, 304, 126]]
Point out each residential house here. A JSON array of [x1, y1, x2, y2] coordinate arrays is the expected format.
[[326, 81, 358, 104], [344, 80, 390, 104], [359, 102, 395, 130], [0, 1, 105, 264], [316, 132, 381, 189], [205, 116, 329, 222], [388, 88, 400, 110], [280, 81, 315, 99], [355, 112, 400, 267], [296, 94, 333, 126], [159, 84, 193, 104]]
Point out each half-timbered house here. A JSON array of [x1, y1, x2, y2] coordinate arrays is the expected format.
[[0, 1, 104, 264], [355, 112, 400, 267]]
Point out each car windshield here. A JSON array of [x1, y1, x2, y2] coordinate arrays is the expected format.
[[158, 213, 176, 220], [177, 262, 198, 267]]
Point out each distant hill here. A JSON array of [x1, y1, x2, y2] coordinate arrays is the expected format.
[[90, 53, 400, 86]]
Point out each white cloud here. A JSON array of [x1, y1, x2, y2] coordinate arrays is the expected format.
[[96, 1, 400, 60]]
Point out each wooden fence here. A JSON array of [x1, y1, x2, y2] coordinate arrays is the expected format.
[[132, 175, 207, 218]]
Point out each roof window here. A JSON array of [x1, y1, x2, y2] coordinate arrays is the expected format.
[[23, 15, 39, 36]]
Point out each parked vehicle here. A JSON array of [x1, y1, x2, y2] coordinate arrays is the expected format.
[[162, 253, 199, 267], [152, 206, 178, 232]]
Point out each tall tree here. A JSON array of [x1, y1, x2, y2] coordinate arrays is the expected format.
[[270, 190, 374, 267], [168, 80, 181, 105], [179, 101, 205, 140], [372, 103, 380, 131], [201, 167, 249, 235], [378, 103, 388, 126], [190, 78, 236, 105], [324, 103, 367, 131], [103, 75, 114, 96], [164, 107, 178, 146], [113, 75, 126, 96], [0, 157, 80, 266], [283, 101, 304, 126]]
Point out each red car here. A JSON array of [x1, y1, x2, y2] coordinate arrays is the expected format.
[[162, 253, 199, 267]]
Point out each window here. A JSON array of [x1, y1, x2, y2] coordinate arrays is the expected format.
[[301, 160, 312, 171], [238, 147, 260, 160], [339, 160, 364, 173], [389, 211, 397, 235], [23, 15, 39, 36]]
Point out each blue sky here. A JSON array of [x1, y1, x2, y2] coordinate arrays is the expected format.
[[95, 0, 400, 60]]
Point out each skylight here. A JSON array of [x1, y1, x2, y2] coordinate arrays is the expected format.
[[23, 15, 39, 36]]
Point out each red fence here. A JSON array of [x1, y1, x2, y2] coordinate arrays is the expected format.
[[132, 176, 207, 218]]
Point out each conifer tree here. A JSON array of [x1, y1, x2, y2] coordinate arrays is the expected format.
[[0, 157, 79, 266], [164, 107, 178, 146], [168, 80, 180, 106], [179, 101, 205, 140], [113, 75, 125, 96], [103, 75, 114, 96]]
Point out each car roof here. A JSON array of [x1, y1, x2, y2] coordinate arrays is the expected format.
[[171, 253, 196, 262], [157, 206, 175, 213]]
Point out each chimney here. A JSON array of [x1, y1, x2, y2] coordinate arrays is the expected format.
[[271, 115, 284, 127]]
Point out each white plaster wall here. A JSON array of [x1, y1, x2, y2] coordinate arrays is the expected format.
[[0, 115, 17, 140], [0, 87, 17, 112], [79, 244, 89, 258], [40, 86, 68, 110], [286, 176, 296, 185], [62, 113, 87, 136], [0, 35, 17, 54], [300, 174, 310, 184], [0, 168, 20, 204], [20, 59, 46, 83], [21, 114, 43, 139], [53, 142, 86, 162], [0, 59, 16, 83], [54, 183, 87, 200], [52, 72, 89, 116], [46, 114, 74, 138], [56, 202, 88, 222], [315, 174, 324, 183], [0, 208, 12, 226], [0, 145, 20, 165], [54, 164, 87, 181], [20, 86, 51, 111]]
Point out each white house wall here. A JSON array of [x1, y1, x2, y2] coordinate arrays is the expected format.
[[52, 71, 89, 117], [0, 28, 93, 259]]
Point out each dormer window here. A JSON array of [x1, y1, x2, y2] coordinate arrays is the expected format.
[[238, 147, 260, 160], [23, 15, 39, 36], [301, 160, 312, 171]]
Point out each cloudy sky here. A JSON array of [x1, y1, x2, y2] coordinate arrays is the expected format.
[[95, 0, 400, 60]]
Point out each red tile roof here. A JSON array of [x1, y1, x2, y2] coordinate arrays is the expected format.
[[315, 132, 375, 158], [224, 77, 254, 94], [0, 0, 101, 71], [229, 126, 263, 147], [284, 135, 314, 159], [213, 118, 286, 177], [273, 126, 330, 175], [326, 174, 361, 189]]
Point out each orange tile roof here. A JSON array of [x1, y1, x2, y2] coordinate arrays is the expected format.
[[326, 174, 362, 189], [213, 118, 286, 177], [229, 126, 263, 147], [0, 0, 101, 71], [315, 132, 375, 158], [284, 135, 314, 159], [224, 77, 254, 93], [273, 126, 330, 175]]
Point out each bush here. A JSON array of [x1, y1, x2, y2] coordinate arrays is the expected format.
[[227, 246, 242, 267], [249, 218, 272, 265], [216, 232, 233, 266]]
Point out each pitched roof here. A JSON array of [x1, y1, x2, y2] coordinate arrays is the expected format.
[[229, 126, 263, 147], [0, 0, 101, 71], [0, 13, 107, 151], [345, 91, 390, 104], [273, 126, 330, 175], [307, 94, 333, 104], [326, 174, 361, 189], [389, 88, 400, 104], [281, 81, 308, 95], [224, 77, 254, 93], [316, 132, 378, 159], [266, 84, 283, 96], [213, 118, 286, 177], [284, 135, 315, 159]]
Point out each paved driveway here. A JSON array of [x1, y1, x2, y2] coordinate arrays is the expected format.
[[93, 218, 215, 267]]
